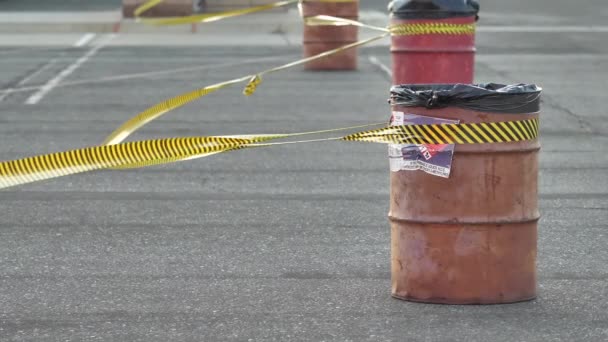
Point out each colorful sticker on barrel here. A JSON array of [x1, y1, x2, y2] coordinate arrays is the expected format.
[[388, 112, 459, 178]]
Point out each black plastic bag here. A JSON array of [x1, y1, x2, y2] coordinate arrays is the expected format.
[[389, 83, 542, 114], [389, 0, 480, 20]]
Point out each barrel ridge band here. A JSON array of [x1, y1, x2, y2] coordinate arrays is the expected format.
[[342, 118, 539, 144], [389, 22, 476, 35], [1, 119, 538, 190]]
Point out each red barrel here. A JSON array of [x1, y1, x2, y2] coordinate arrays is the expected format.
[[389, 0, 479, 84], [388, 84, 541, 304], [301, 0, 359, 70]]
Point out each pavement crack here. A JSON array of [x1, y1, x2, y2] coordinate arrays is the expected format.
[[0, 59, 57, 102], [476, 59, 513, 81], [270, 23, 292, 47], [478, 59, 594, 133], [366, 54, 392, 82], [279, 31, 292, 47], [541, 95, 594, 133]]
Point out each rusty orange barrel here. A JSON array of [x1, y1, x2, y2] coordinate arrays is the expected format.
[[388, 84, 542, 304], [389, 0, 479, 84], [301, 0, 359, 70]]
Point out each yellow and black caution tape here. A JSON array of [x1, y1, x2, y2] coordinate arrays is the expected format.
[[0, 136, 249, 189], [102, 32, 388, 146], [341, 118, 539, 144], [1, 119, 538, 190], [135, 0, 475, 36], [102, 75, 251, 145], [135, 0, 476, 36], [113, 2, 476, 146], [134, 0, 360, 26], [109, 0, 476, 150], [134, 0, 299, 25], [389, 22, 476, 36], [111, 133, 290, 169], [0, 0, 486, 192], [134, 0, 475, 37], [242, 32, 388, 89], [104, 2, 391, 146], [1, 123, 382, 189], [302, 15, 476, 36]]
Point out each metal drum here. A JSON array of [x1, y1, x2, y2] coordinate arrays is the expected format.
[[389, 0, 479, 84], [301, 0, 359, 70], [388, 84, 541, 304]]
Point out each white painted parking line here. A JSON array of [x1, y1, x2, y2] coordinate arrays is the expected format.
[[73, 33, 96, 47], [0, 54, 290, 95], [24, 34, 115, 105], [0, 59, 57, 102]]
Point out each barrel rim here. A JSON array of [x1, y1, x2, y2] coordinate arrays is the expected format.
[[389, 0, 480, 20]]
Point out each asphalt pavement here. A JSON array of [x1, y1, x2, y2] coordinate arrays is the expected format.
[[0, 0, 607, 341], [0, 0, 122, 12]]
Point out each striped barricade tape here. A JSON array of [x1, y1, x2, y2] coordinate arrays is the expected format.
[[341, 118, 539, 144], [1, 119, 538, 190], [136, 0, 476, 35], [133, 0, 299, 25], [133, 0, 475, 37], [302, 16, 476, 36], [134, 0, 360, 26], [389, 22, 476, 36], [0, 136, 249, 190], [101, 33, 389, 146], [111, 4, 475, 146]]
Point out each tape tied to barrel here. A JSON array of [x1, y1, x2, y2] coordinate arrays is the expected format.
[[0, 119, 538, 190], [135, 0, 473, 36], [389, 22, 476, 36], [342, 118, 539, 145]]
